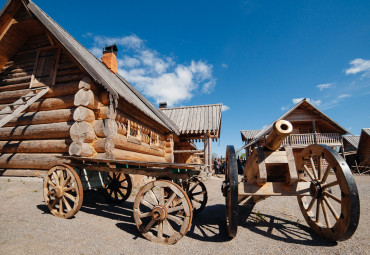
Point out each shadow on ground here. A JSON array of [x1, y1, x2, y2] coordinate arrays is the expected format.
[[238, 205, 337, 246], [37, 190, 336, 246]]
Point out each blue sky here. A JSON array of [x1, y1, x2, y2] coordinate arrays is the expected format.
[[31, 0, 370, 156]]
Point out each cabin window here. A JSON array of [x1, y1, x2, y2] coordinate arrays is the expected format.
[[31, 46, 60, 87], [151, 132, 158, 146]]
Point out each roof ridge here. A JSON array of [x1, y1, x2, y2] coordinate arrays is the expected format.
[[161, 103, 223, 110], [23, 0, 179, 133]]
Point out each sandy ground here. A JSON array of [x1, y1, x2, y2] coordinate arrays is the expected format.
[[0, 175, 369, 255]]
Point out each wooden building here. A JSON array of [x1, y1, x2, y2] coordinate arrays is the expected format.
[[342, 135, 360, 171], [355, 128, 370, 174], [241, 98, 349, 161], [161, 104, 222, 173], [0, 0, 222, 179]]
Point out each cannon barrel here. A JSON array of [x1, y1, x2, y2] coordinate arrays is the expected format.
[[264, 120, 293, 151]]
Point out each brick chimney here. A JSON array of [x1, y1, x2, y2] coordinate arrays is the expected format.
[[101, 44, 118, 74], [159, 102, 167, 108]]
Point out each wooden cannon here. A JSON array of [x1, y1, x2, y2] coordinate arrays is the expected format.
[[43, 157, 208, 244], [222, 120, 360, 241]]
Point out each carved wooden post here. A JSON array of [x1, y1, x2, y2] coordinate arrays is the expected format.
[[208, 133, 212, 173], [204, 133, 209, 174]]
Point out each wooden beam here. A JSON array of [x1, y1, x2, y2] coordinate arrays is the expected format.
[[69, 163, 197, 179], [0, 19, 17, 41], [173, 150, 204, 154], [238, 182, 311, 196]]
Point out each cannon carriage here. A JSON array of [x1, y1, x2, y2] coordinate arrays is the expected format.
[[222, 120, 360, 241]]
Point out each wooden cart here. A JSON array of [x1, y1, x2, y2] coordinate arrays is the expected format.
[[222, 120, 360, 241], [43, 156, 208, 244]]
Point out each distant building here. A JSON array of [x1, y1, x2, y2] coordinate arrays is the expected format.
[[343, 135, 360, 169], [355, 128, 370, 174], [240, 98, 349, 162]]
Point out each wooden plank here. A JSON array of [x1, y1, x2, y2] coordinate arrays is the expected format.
[[173, 150, 204, 154], [239, 182, 311, 196], [285, 146, 298, 184], [69, 163, 199, 179], [0, 87, 49, 128], [257, 147, 267, 184], [59, 156, 204, 170], [264, 151, 289, 164]]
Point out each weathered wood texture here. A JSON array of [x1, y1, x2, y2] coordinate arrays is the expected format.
[[94, 135, 164, 157], [0, 34, 86, 174], [0, 139, 70, 153], [0, 122, 72, 140], [97, 149, 166, 162], [0, 153, 66, 169]]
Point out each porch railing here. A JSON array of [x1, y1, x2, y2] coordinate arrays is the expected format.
[[281, 133, 342, 147]]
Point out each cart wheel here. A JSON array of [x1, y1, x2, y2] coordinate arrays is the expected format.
[[182, 177, 208, 216], [103, 173, 132, 203], [222, 145, 239, 238], [133, 180, 193, 244], [297, 144, 360, 241], [43, 164, 83, 219]]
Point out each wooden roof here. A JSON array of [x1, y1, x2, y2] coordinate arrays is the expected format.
[[343, 135, 360, 150], [240, 130, 262, 142], [357, 128, 370, 157], [161, 104, 222, 139], [240, 98, 349, 151], [0, 0, 179, 134]]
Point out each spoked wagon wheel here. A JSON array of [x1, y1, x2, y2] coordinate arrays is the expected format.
[[297, 144, 360, 241], [103, 173, 132, 203], [182, 177, 208, 216], [222, 145, 239, 238], [43, 164, 83, 219], [133, 180, 193, 244]]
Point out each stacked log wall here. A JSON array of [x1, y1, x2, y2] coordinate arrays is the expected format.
[[0, 35, 87, 176], [0, 34, 172, 177], [96, 102, 167, 162]]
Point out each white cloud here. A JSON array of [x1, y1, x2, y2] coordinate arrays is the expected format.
[[222, 105, 230, 112], [221, 64, 228, 68], [345, 58, 370, 76], [89, 35, 216, 106], [292, 98, 321, 106], [338, 94, 351, 99], [281, 106, 289, 111], [317, 83, 334, 91]]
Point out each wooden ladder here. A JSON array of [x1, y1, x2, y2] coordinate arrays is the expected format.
[[0, 86, 50, 128]]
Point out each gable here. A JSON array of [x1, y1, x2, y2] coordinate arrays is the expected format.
[[0, 0, 179, 134]]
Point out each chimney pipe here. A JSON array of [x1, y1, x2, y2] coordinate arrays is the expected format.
[[159, 102, 167, 108], [101, 44, 118, 74]]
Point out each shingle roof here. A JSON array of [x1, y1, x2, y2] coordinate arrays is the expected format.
[[3, 0, 178, 134], [239, 98, 349, 152], [240, 130, 262, 142], [161, 104, 222, 138], [343, 135, 360, 149], [362, 128, 370, 136]]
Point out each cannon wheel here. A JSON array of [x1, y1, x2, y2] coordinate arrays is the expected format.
[[133, 180, 193, 244], [182, 177, 208, 216], [103, 173, 132, 203], [224, 145, 239, 238], [43, 164, 83, 219], [297, 144, 360, 241]]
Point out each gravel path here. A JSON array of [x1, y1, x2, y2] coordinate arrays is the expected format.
[[0, 175, 369, 255]]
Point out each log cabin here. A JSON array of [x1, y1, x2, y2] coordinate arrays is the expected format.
[[241, 98, 349, 162], [0, 0, 222, 181]]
